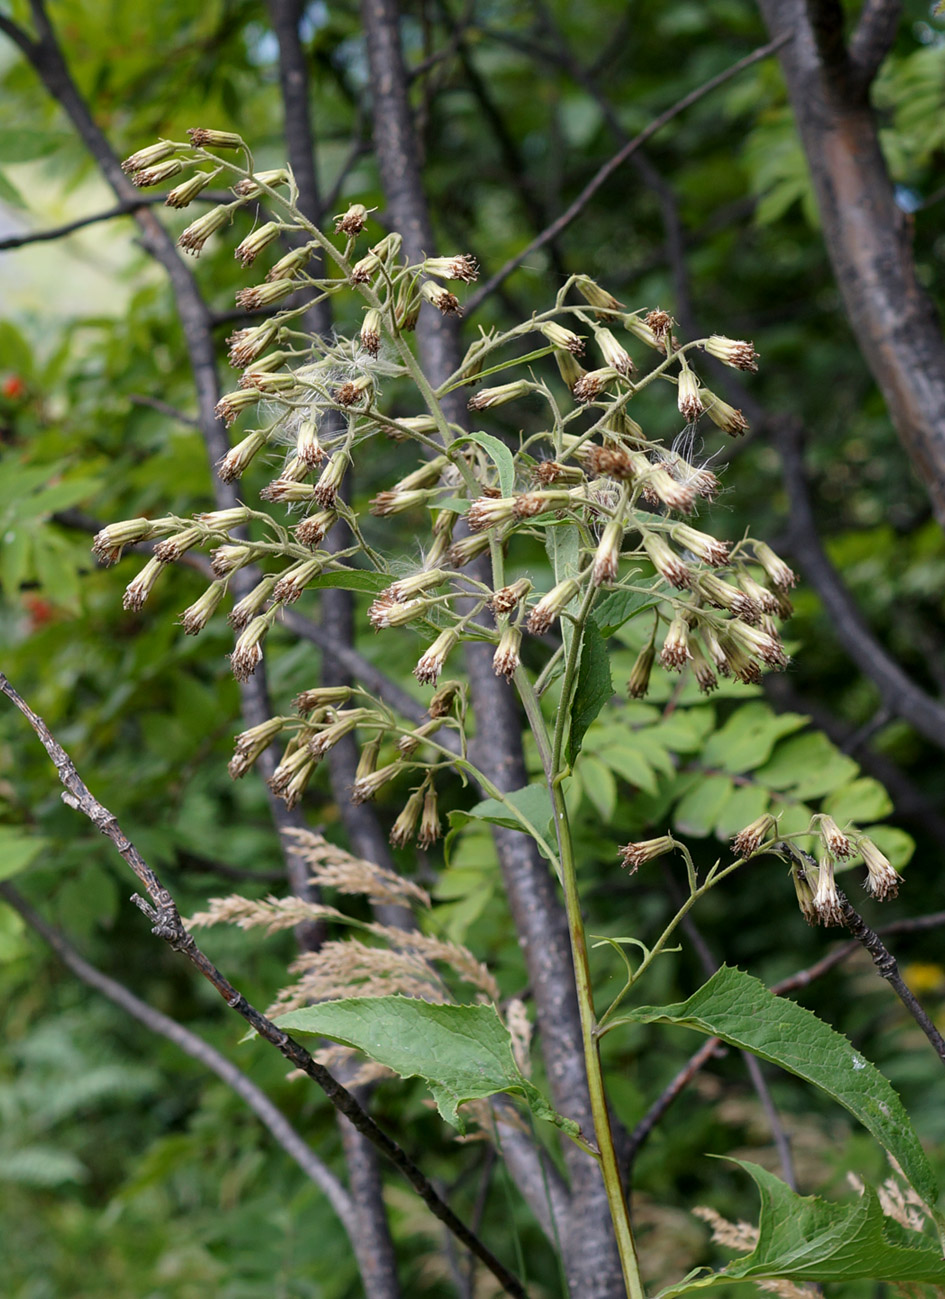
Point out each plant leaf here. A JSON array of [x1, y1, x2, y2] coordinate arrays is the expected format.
[[624, 966, 937, 1205], [463, 430, 515, 497], [567, 618, 614, 764], [448, 783, 557, 863], [656, 1161, 945, 1294], [276, 996, 578, 1135]]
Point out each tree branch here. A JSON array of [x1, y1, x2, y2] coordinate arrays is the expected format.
[[0, 670, 528, 1299], [0, 193, 225, 251], [848, 0, 903, 90], [465, 32, 792, 314], [0, 880, 356, 1232], [776, 418, 945, 751]]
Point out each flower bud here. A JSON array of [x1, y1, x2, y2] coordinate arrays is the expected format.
[[540, 322, 585, 355], [703, 335, 759, 372], [595, 328, 634, 376], [367, 595, 426, 630], [791, 861, 819, 926], [273, 558, 324, 604], [467, 496, 517, 531], [153, 525, 204, 563], [725, 618, 788, 668], [643, 534, 692, 590], [294, 511, 336, 546], [736, 569, 780, 614], [187, 128, 244, 149], [554, 349, 585, 391], [334, 203, 369, 235], [234, 221, 281, 267], [294, 687, 352, 714], [751, 541, 797, 591], [860, 839, 901, 900], [702, 390, 749, 437], [269, 748, 317, 809], [619, 836, 675, 872], [491, 578, 532, 614], [446, 533, 492, 567], [351, 762, 401, 804], [592, 519, 623, 586], [626, 641, 655, 699], [414, 629, 460, 685], [677, 368, 704, 422], [623, 314, 662, 350], [418, 785, 441, 849], [121, 140, 176, 174], [266, 244, 314, 282], [133, 158, 183, 188], [227, 320, 279, 368], [178, 205, 232, 255], [532, 460, 585, 486], [92, 518, 158, 565], [390, 455, 450, 495], [384, 569, 447, 603], [660, 616, 692, 670], [389, 786, 425, 848], [122, 557, 166, 611], [309, 711, 362, 758], [235, 279, 296, 310], [360, 308, 382, 356], [423, 254, 478, 283], [333, 375, 373, 407], [694, 573, 760, 622], [230, 615, 269, 681], [314, 450, 349, 507], [574, 275, 622, 319], [233, 168, 290, 197], [259, 479, 317, 503], [178, 581, 226, 635], [689, 638, 718, 694], [210, 543, 255, 578], [644, 309, 674, 339], [228, 576, 277, 630], [215, 388, 261, 427], [355, 735, 383, 781], [819, 815, 853, 859], [429, 680, 462, 719], [526, 579, 579, 634], [228, 717, 286, 779], [574, 367, 620, 403], [493, 625, 522, 679], [420, 281, 461, 315], [670, 524, 731, 567], [468, 380, 532, 411], [732, 813, 777, 858], [369, 489, 433, 516], [813, 857, 844, 926]]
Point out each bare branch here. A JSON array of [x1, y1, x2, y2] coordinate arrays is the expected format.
[[128, 394, 201, 428], [465, 33, 793, 314], [0, 194, 221, 251], [0, 880, 356, 1230], [849, 0, 903, 89], [0, 670, 527, 1299], [804, 0, 854, 88], [776, 419, 945, 751]]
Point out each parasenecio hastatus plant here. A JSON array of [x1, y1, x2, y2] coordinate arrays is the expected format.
[[89, 129, 942, 1298]]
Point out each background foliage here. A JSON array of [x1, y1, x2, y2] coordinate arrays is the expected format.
[[1, 0, 944, 1295]]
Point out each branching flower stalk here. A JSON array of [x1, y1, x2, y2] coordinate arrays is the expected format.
[[92, 129, 904, 1296]]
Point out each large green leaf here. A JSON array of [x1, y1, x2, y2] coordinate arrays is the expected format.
[[594, 584, 660, 636], [567, 618, 613, 764], [623, 966, 937, 1205], [672, 774, 734, 837], [0, 827, 47, 881], [657, 1161, 945, 1293], [699, 702, 807, 774], [276, 996, 577, 1135], [448, 783, 556, 863]]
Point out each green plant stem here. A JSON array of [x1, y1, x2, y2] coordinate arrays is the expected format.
[[552, 784, 646, 1299]]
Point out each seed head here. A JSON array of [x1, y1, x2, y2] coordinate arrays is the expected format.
[[228, 576, 277, 630], [133, 158, 183, 188], [228, 717, 285, 779], [623, 314, 663, 350], [187, 128, 244, 149], [334, 203, 369, 235], [860, 839, 901, 900], [574, 275, 622, 319], [643, 534, 692, 590], [360, 309, 382, 357], [414, 629, 460, 685], [418, 785, 441, 849], [702, 390, 749, 437], [235, 280, 296, 310], [389, 786, 425, 848], [178, 205, 232, 256], [619, 835, 675, 872], [233, 169, 290, 197], [230, 615, 269, 682], [526, 579, 579, 635], [423, 255, 479, 283], [468, 380, 531, 411], [273, 558, 324, 604], [677, 369, 704, 422], [694, 574, 761, 623], [595, 328, 634, 376], [121, 140, 175, 175], [215, 388, 261, 427], [819, 815, 853, 859], [227, 321, 279, 368], [644, 309, 674, 339], [266, 244, 313, 282], [491, 578, 532, 615], [660, 616, 692, 670], [670, 524, 731, 567], [752, 541, 798, 591], [210, 543, 255, 579], [446, 533, 492, 567], [791, 861, 819, 926], [234, 221, 281, 267], [813, 856, 845, 926], [703, 335, 759, 372], [294, 511, 336, 546], [92, 518, 158, 565], [122, 557, 166, 611], [351, 762, 401, 805], [493, 625, 522, 680], [574, 367, 620, 403], [689, 638, 718, 694], [154, 525, 204, 563], [540, 322, 585, 355], [732, 813, 777, 858], [420, 281, 462, 315]]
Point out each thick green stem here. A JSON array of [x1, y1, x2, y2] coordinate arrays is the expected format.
[[553, 784, 646, 1299]]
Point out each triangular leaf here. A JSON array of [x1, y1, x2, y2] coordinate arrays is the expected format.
[[656, 1161, 945, 1294], [624, 966, 937, 1205], [276, 996, 578, 1136]]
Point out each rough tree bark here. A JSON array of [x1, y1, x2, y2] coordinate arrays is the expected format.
[[360, 1, 627, 1293], [756, 0, 945, 529]]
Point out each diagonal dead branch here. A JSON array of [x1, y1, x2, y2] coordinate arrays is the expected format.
[[0, 669, 528, 1299]]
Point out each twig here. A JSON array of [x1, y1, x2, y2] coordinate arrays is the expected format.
[[0, 193, 232, 252], [465, 32, 792, 313], [0, 880, 356, 1231], [777, 418, 945, 753], [0, 670, 527, 1299], [127, 394, 201, 428], [848, 0, 904, 89]]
